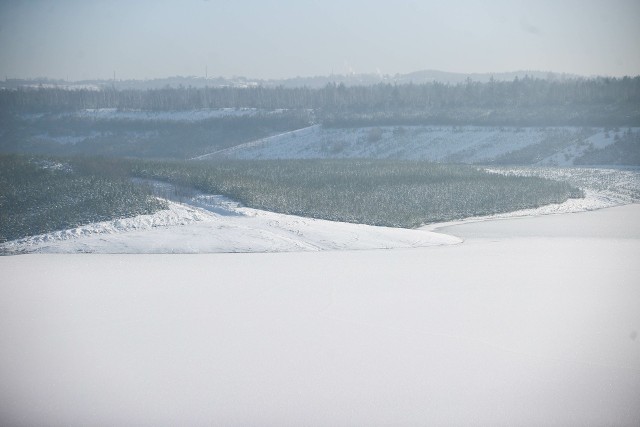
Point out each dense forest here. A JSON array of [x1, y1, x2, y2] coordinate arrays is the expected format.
[[132, 159, 583, 228], [0, 111, 309, 159], [0, 155, 584, 242], [0, 154, 165, 242], [1, 76, 639, 126]]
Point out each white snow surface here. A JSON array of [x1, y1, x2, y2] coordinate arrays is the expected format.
[[1, 204, 639, 426]]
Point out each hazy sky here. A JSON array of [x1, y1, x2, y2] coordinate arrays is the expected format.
[[1, 0, 638, 80]]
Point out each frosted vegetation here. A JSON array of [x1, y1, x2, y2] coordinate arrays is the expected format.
[[0, 154, 583, 243], [132, 159, 582, 227], [486, 166, 640, 204], [0, 154, 165, 242], [1, 111, 308, 159]]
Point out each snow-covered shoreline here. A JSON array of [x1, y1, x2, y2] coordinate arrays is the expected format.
[[424, 189, 629, 232], [425, 166, 640, 231]]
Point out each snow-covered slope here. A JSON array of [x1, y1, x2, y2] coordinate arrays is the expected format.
[[0, 195, 459, 255], [198, 125, 543, 161], [192, 125, 321, 160], [198, 125, 637, 165], [535, 130, 627, 166]]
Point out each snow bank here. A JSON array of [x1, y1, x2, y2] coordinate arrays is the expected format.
[[1, 195, 459, 254]]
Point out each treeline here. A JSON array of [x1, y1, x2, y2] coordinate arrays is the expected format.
[[0, 112, 309, 159], [132, 159, 583, 227], [0, 154, 166, 243], [1, 76, 639, 126]]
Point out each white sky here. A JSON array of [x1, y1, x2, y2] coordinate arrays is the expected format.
[[0, 0, 638, 80]]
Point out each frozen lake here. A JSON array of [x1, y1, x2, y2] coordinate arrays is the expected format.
[[1, 205, 639, 425], [439, 202, 640, 239]]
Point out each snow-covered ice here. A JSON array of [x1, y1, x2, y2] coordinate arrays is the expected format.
[[1, 204, 639, 426]]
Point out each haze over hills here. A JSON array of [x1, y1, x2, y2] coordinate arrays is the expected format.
[[0, 69, 586, 90], [1, 70, 638, 164]]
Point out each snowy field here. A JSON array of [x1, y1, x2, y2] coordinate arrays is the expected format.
[[1, 166, 638, 424], [1, 204, 639, 426]]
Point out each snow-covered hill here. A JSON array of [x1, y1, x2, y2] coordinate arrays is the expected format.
[[0, 194, 460, 255], [199, 125, 638, 165]]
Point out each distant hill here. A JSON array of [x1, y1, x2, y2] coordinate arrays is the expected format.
[[0, 70, 585, 90]]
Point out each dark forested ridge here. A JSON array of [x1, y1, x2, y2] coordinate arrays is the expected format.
[[0, 111, 309, 159], [2, 76, 639, 126]]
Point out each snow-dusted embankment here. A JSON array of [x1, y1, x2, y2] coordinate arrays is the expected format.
[[0, 195, 459, 255]]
